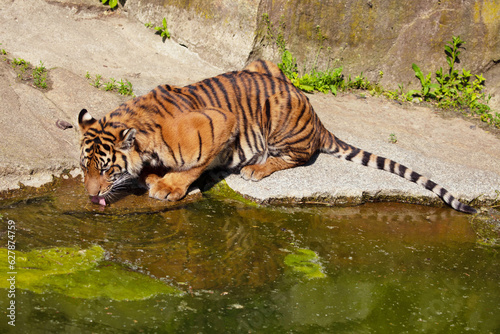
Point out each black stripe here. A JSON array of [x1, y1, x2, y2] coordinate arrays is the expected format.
[[398, 164, 407, 177], [261, 69, 277, 95], [186, 86, 203, 108], [100, 129, 117, 141], [410, 171, 420, 182], [124, 106, 137, 116], [137, 122, 154, 136], [260, 60, 271, 76], [448, 194, 456, 205], [235, 138, 246, 165], [223, 74, 247, 122], [249, 73, 262, 117], [230, 77, 251, 150], [196, 131, 203, 162], [176, 90, 196, 110], [424, 179, 437, 191], [199, 112, 215, 144], [121, 154, 128, 172], [209, 107, 228, 121], [346, 148, 361, 161], [198, 82, 215, 106], [389, 160, 396, 173], [294, 102, 310, 127], [211, 77, 232, 110], [282, 119, 315, 143], [249, 128, 260, 154], [264, 99, 272, 135], [361, 151, 371, 166], [100, 136, 117, 144], [150, 105, 161, 115], [99, 116, 107, 127], [283, 128, 315, 147], [86, 128, 100, 136], [150, 89, 170, 117], [157, 85, 184, 112], [376, 156, 385, 170], [155, 124, 178, 166], [259, 72, 271, 103], [202, 80, 223, 108], [109, 111, 122, 118], [178, 143, 185, 167], [108, 122, 126, 129]]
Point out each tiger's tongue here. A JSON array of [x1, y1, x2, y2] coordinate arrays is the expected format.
[[91, 196, 106, 206]]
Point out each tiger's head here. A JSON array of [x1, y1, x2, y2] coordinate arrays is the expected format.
[[78, 109, 142, 204]]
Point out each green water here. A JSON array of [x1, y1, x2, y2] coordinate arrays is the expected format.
[[0, 179, 499, 333]]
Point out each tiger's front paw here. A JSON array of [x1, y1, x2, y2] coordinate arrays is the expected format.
[[148, 178, 186, 201]]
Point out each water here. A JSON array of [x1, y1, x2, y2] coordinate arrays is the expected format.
[[0, 178, 498, 333]]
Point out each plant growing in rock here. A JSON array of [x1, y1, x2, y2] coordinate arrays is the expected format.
[[388, 133, 398, 144], [101, 0, 118, 9], [265, 15, 379, 97], [409, 36, 498, 128], [264, 17, 498, 128], [32, 61, 47, 89], [408, 63, 439, 101], [155, 18, 171, 42], [347, 73, 372, 90], [118, 79, 134, 96], [104, 78, 118, 91], [85, 73, 134, 97], [12, 58, 29, 78], [91, 74, 102, 88]]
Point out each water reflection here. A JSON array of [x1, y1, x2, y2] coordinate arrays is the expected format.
[[0, 178, 498, 333]]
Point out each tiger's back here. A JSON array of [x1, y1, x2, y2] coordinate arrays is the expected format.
[[105, 62, 324, 171], [78, 60, 476, 213]]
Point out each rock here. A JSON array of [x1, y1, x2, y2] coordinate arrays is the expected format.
[[0, 0, 498, 209], [0, 0, 220, 191], [124, 0, 500, 112], [125, 0, 259, 71]]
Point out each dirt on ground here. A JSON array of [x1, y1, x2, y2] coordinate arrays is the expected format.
[[0, 0, 499, 208]]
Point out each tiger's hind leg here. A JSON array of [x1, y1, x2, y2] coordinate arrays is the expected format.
[[240, 157, 298, 181], [240, 90, 321, 181]]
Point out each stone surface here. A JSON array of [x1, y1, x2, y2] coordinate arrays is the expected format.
[[125, 0, 259, 71], [0, 0, 498, 209], [0, 0, 220, 190], [125, 0, 500, 112]]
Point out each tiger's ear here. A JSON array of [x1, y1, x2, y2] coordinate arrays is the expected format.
[[118, 128, 137, 150], [78, 109, 97, 133]]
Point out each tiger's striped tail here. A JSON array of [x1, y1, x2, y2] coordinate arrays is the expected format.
[[320, 130, 477, 214]]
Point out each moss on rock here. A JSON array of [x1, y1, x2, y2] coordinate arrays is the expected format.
[[284, 248, 326, 279], [1, 245, 183, 300]]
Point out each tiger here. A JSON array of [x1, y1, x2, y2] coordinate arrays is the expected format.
[[78, 59, 476, 214]]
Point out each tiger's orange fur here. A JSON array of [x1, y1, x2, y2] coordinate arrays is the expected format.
[[78, 60, 476, 213]]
